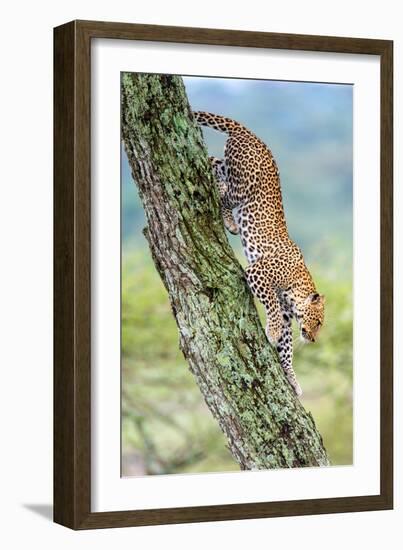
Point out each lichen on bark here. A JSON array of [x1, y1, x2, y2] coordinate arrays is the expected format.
[[121, 72, 329, 469]]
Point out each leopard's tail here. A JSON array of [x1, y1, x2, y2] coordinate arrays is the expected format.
[[193, 111, 243, 135]]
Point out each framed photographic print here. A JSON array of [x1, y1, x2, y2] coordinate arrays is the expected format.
[[54, 20, 393, 529]]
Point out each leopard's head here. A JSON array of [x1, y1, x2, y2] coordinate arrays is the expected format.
[[299, 293, 325, 343]]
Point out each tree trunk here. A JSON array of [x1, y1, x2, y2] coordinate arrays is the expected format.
[[121, 73, 329, 469]]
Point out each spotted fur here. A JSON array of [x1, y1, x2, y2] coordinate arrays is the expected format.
[[194, 111, 325, 397]]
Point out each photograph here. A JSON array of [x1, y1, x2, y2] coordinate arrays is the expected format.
[[121, 72, 353, 477]]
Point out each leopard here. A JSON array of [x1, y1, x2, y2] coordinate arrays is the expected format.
[[194, 111, 325, 397]]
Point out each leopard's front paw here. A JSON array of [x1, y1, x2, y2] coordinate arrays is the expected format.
[[291, 381, 303, 397], [285, 372, 303, 397]]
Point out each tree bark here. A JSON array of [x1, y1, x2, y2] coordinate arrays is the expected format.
[[121, 73, 329, 469]]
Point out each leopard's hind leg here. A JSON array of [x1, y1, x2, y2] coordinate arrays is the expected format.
[[209, 156, 239, 235]]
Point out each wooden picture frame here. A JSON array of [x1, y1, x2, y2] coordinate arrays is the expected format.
[[54, 20, 393, 529]]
